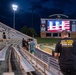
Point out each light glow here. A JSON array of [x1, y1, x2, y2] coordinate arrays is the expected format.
[[12, 4, 18, 11]]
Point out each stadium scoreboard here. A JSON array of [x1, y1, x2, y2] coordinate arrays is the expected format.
[[40, 18, 76, 38]]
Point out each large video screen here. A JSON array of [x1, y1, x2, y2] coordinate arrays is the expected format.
[[47, 20, 70, 32]]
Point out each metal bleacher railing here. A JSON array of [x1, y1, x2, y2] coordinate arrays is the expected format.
[[34, 46, 63, 75], [9, 44, 62, 75], [35, 48, 59, 74], [12, 45, 35, 75], [18, 46, 49, 75], [0, 22, 63, 75]]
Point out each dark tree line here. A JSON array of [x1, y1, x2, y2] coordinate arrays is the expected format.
[[20, 26, 37, 37]]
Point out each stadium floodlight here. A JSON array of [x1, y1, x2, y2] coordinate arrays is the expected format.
[[12, 4, 18, 11], [12, 4, 18, 29]]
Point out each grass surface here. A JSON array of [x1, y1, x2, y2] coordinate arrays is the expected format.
[[35, 37, 76, 44], [35, 37, 61, 44], [35, 37, 76, 54]]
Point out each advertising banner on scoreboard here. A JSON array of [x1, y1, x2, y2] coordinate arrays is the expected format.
[[70, 21, 76, 32], [41, 20, 46, 31]]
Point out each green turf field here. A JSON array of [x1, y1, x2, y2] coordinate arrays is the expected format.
[[35, 37, 76, 54], [35, 37, 61, 44], [35, 37, 76, 44]]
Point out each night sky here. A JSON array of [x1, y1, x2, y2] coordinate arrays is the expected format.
[[0, 0, 76, 33]]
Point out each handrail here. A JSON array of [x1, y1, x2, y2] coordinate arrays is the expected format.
[[35, 48, 60, 69], [34, 48, 63, 75], [13, 46, 22, 61], [20, 46, 48, 68], [12, 46, 35, 72], [19, 46, 48, 75], [13, 45, 63, 75]]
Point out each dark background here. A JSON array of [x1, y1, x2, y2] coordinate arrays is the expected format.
[[0, 0, 76, 34]]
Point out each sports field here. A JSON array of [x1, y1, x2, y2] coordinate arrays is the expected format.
[[35, 37, 76, 54], [35, 37, 57, 54], [39, 44, 55, 54], [35, 37, 61, 44]]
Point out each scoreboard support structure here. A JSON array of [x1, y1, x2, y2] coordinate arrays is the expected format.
[[40, 32, 46, 38], [70, 32, 76, 38], [40, 32, 76, 38]]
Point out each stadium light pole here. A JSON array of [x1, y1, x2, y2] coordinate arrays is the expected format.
[[12, 4, 18, 29]]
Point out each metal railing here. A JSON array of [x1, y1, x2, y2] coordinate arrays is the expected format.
[[18, 46, 51, 75], [19, 44, 62, 75], [12, 45, 35, 75], [34, 47, 63, 75]]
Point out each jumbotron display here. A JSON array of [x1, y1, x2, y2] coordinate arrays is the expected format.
[[41, 19, 76, 32], [47, 20, 70, 32], [40, 19, 76, 38]]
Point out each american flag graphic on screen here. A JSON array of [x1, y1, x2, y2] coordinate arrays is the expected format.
[[48, 20, 70, 32]]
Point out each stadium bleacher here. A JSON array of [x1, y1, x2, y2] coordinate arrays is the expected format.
[[0, 22, 63, 75]]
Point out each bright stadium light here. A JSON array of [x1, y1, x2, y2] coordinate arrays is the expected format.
[[12, 4, 18, 29], [12, 4, 18, 11]]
